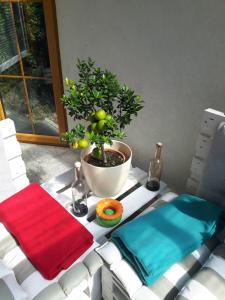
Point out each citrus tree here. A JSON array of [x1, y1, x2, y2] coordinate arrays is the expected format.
[[61, 58, 143, 164]]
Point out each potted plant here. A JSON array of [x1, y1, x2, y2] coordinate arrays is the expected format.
[[61, 58, 143, 196]]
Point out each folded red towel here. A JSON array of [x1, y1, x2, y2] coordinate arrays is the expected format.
[[0, 183, 93, 279]]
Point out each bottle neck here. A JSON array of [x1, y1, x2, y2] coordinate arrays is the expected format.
[[155, 143, 162, 160], [75, 166, 82, 181]]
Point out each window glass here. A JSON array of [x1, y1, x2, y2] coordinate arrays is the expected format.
[[0, 77, 32, 133], [27, 79, 59, 136], [0, 3, 21, 75]]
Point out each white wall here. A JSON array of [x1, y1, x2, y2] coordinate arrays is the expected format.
[[55, 0, 225, 192]]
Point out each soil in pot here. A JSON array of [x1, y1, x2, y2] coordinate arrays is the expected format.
[[84, 149, 125, 167]]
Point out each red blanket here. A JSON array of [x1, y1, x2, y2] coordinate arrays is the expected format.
[[0, 183, 93, 279]]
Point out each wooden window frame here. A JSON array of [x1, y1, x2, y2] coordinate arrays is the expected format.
[[0, 0, 68, 146]]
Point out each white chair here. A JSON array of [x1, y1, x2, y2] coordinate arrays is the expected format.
[[0, 118, 103, 300], [0, 118, 29, 202]]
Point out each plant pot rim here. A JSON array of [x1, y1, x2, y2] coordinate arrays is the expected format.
[[81, 140, 132, 170]]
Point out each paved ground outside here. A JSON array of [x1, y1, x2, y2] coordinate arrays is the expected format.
[[20, 143, 79, 184]]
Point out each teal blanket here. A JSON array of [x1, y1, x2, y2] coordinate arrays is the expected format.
[[111, 194, 221, 285]]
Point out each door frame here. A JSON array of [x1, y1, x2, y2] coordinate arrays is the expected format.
[[0, 0, 68, 146]]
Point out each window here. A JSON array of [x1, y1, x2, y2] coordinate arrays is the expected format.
[[0, 0, 67, 145]]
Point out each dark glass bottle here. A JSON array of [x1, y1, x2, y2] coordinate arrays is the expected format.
[[71, 162, 88, 217], [146, 142, 163, 191]]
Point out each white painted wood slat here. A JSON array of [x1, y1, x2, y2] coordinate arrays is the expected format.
[[2, 137, 22, 160], [86, 182, 166, 242], [186, 108, 225, 194], [0, 118, 16, 139], [8, 157, 26, 180]]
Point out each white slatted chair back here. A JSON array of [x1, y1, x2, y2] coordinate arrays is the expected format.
[[0, 119, 29, 202], [186, 108, 225, 205]]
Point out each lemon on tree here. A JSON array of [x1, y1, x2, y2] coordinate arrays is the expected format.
[[71, 141, 79, 149], [87, 122, 97, 132], [91, 122, 97, 130], [88, 109, 107, 132], [95, 109, 106, 121], [78, 139, 89, 149], [105, 114, 112, 121], [97, 119, 106, 131]]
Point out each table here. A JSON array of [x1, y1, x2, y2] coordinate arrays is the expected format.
[[42, 167, 167, 245]]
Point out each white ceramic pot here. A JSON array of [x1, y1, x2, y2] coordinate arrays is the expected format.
[[81, 140, 132, 197]]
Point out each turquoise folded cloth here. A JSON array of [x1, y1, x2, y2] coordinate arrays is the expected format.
[[111, 194, 221, 285]]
